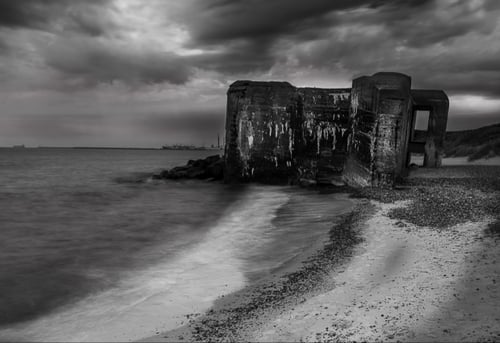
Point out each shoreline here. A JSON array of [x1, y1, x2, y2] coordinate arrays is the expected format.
[[142, 197, 372, 342], [143, 164, 500, 342], [251, 202, 499, 342]]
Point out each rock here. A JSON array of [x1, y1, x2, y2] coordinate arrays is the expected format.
[[186, 167, 208, 179], [207, 159, 224, 179], [160, 169, 169, 178], [191, 159, 207, 168], [205, 155, 221, 165], [157, 155, 224, 181], [170, 165, 190, 173], [167, 166, 190, 179]]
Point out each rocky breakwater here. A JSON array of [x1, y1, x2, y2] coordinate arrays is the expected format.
[[152, 155, 224, 181]]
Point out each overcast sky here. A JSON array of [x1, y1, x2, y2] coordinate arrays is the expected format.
[[0, 0, 499, 147]]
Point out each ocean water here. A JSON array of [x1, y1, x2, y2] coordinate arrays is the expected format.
[[0, 148, 353, 342]]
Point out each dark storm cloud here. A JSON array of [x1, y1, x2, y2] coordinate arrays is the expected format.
[[1, 0, 499, 147], [176, 0, 434, 74], [0, 0, 54, 29], [0, 0, 116, 37], [184, 0, 357, 44], [188, 40, 277, 74], [182, 0, 431, 46], [178, 0, 378, 74], [178, 0, 500, 101], [43, 38, 193, 87], [0, 1, 195, 88], [339, 0, 498, 48]]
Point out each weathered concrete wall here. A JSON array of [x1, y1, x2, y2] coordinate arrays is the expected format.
[[224, 81, 296, 183], [224, 72, 449, 187], [343, 72, 412, 187], [224, 82, 350, 183], [295, 88, 351, 181]]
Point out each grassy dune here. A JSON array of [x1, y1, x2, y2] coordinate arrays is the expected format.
[[442, 123, 500, 161]]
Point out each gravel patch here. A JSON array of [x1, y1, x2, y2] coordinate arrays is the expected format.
[[352, 165, 500, 228]]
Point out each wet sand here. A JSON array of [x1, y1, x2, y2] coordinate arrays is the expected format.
[[144, 165, 500, 342]]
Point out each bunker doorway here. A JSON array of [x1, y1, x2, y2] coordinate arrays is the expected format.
[[408, 110, 430, 167]]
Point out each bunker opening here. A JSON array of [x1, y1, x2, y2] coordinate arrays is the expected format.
[[409, 110, 430, 166]]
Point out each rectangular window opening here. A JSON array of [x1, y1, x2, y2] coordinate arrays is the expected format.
[[413, 110, 430, 140], [408, 110, 430, 167]]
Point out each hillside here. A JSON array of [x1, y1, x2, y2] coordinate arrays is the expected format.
[[443, 123, 500, 161]]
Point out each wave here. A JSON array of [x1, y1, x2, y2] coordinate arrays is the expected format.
[[0, 186, 290, 342]]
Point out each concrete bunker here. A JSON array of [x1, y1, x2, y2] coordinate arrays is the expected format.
[[408, 90, 449, 168], [224, 72, 448, 187]]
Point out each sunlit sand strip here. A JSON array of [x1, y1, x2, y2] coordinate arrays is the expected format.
[[252, 201, 499, 342]]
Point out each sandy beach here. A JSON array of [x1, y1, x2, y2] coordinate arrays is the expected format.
[[146, 163, 500, 342], [253, 202, 499, 342]]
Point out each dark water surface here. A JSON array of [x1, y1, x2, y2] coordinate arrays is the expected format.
[[0, 148, 353, 342]]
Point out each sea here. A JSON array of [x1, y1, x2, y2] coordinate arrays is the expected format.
[[0, 148, 354, 342]]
